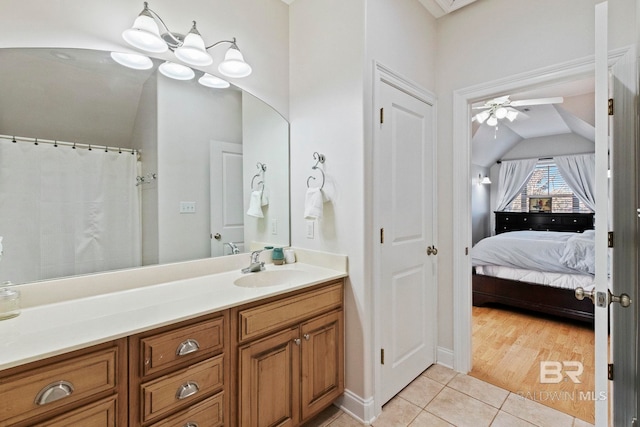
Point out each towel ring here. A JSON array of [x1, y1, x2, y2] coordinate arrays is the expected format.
[[250, 162, 267, 191], [306, 152, 326, 189]]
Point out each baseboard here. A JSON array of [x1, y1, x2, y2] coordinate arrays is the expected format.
[[437, 346, 455, 369], [336, 389, 376, 425]]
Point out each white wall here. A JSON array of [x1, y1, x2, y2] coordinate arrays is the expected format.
[[0, 0, 289, 118], [290, 0, 436, 419], [436, 0, 636, 354], [471, 164, 491, 244], [501, 133, 594, 161]]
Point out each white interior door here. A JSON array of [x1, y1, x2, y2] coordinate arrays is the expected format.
[[608, 11, 639, 427], [376, 76, 437, 404], [210, 141, 244, 257]]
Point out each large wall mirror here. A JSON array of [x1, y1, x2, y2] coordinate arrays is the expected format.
[[0, 48, 290, 285]]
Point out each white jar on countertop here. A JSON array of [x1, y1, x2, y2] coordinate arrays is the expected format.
[[0, 282, 20, 320]]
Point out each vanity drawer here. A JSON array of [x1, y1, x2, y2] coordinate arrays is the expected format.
[[149, 392, 224, 427], [0, 347, 119, 426], [140, 316, 225, 377], [34, 395, 117, 427], [237, 281, 343, 342], [140, 355, 224, 423]]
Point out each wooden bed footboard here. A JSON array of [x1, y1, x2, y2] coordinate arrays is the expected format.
[[472, 271, 594, 323]]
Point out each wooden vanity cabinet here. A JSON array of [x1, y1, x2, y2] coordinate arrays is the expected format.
[[128, 311, 229, 427], [0, 339, 127, 427], [231, 280, 345, 427]]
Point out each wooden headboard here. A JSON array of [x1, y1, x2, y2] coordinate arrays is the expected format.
[[495, 211, 594, 234]]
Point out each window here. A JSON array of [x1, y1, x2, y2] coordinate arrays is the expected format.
[[505, 162, 592, 213]]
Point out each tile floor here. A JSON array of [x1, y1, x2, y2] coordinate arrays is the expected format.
[[305, 365, 595, 427]]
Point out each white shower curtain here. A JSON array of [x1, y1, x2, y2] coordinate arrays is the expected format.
[[0, 138, 142, 284]]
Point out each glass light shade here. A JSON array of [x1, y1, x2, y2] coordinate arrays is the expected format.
[[158, 61, 195, 80], [122, 14, 168, 53], [480, 176, 492, 184], [110, 52, 153, 70], [218, 47, 252, 78], [198, 73, 230, 89], [494, 106, 508, 119], [486, 116, 498, 127], [475, 110, 490, 124], [506, 110, 519, 122], [175, 32, 213, 66]]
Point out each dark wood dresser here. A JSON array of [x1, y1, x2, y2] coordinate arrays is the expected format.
[[495, 211, 594, 234]]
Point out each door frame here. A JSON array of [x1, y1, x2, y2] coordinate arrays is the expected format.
[[451, 47, 632, 371], [372, 61, 439, 416]]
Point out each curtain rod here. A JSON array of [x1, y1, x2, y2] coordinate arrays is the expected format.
[[496, 156, 553, 164], [0, 134, 137, 155]]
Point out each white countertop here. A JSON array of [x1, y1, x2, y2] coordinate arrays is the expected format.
[[0, 251, 347, 371]]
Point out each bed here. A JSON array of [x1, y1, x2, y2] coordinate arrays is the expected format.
[[472, 229, 596, 323]]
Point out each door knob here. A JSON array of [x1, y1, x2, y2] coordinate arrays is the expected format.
[[575, 287, 632, 308], [426, 246, 438, 256], [213, 233, 221, 240]]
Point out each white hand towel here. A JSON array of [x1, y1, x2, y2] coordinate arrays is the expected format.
[[247, 190, 264, 218], [261, 186, 269, 206], [304, 187, 327, 219]]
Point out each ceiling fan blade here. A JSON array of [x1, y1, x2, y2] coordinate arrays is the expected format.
[[491, 95, 511, 104], [510, 96, 564, 107], [472, 105, 491, 110]]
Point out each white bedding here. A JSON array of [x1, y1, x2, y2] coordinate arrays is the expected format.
[[474, 265, 595, 291], [472, 230, 595, 276]]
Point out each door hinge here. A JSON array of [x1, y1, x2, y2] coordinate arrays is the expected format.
[[380, 228, 384, 244], [608, 231, 614, 248], [631, 417, 637, 427], [381, 348, 385, 365], [608, 98, 614, 115], [608, 363, 614, 380], [465, 247, 469, 256], [380, 107, 384, 124]]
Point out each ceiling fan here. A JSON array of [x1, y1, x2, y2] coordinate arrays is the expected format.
[[472, 95, 564, 127]]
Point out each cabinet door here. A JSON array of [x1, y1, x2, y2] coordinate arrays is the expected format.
[[34, 396, 117, 427], [238, 327, 300, 427], [300, 310, 344, 422]]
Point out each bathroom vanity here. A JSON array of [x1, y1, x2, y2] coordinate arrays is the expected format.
[[0, 251, 347, 427]]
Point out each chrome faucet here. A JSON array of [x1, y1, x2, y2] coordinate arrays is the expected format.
[[241, 250, 265, 273], [225, 242, 240, 255]]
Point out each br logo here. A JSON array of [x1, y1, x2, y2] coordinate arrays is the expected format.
[[539, 361, 583, 384]]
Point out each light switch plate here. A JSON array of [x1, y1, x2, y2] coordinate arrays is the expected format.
[[306, 220, 315, 239], [271, 219, 278, 235], [179, 201, 196, 214]]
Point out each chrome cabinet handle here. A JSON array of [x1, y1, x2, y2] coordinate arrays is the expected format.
[[293, 338, 301, 346], [35, 381, 75, 405], [303, 334, 310, 341], [176, 382, 200, 400], [184, 423, 199, 427], [176, 339, 200, 356]]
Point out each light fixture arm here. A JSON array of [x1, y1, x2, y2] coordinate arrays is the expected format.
[[206, 37, 239, 51], [140, 2, 183, 47]]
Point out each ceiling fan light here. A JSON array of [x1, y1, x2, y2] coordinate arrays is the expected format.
[[218, 46, 252, 78], [198, 73, 230, 89], [494, 106, 508, 119], [110, 52, 153, 70], [486, 116, 498, 127], [506, 110, 519, 122], [122, 13, 168, 53], [174, 22, 213, 66], [475, 110, 490, 124], [158, 61, 195, 80]]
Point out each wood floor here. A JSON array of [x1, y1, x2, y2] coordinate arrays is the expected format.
[[470, 305, 595, 424]]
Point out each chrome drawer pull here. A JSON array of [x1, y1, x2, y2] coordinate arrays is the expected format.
[[184, 423, 199, 427], [176, 339, 200, 356], [176, 382, 200, 400], [35, 381, 75, 405], [303, 334, 310, 341]]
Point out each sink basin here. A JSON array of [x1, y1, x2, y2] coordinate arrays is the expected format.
[[234, 270, 311, 288]]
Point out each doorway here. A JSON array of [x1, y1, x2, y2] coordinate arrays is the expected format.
[[453, 46, 636, 426]]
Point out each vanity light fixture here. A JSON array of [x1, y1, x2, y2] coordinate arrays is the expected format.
[[198, 73, 231, 89], [110, 52, 153, 70], [121, 2, 252, 78]]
